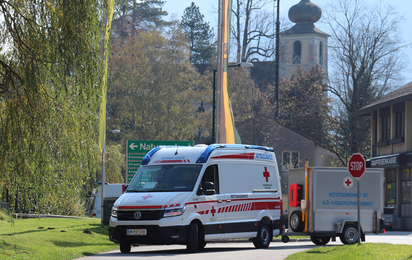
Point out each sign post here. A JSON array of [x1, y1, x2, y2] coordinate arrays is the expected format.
[[126, 140, 193, 183], [348, 153, 366, 245]]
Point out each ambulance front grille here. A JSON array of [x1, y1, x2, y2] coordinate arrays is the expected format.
[[117, 210, 164, 220]]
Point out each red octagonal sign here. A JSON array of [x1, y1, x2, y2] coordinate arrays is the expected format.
[[348, 153, 366, 178]]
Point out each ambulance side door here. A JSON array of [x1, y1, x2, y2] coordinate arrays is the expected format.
[[196, 164, 226, 239]]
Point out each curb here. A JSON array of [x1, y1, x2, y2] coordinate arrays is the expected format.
[[12, 213, 90, 219]]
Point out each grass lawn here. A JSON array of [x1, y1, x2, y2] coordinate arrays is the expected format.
[[0, 216, 118, 259], [2, 214, 412, 260], [286, 242, 412, 259]]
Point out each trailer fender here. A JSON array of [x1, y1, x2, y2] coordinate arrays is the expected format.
[[336, 220, 364, 236]]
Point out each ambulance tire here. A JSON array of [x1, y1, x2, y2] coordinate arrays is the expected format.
[[253, 221, 271, 249], [187, 222, 199, 253], [198, 226, 207, 250], [119, 243, 131, 253], [340, 224, 359, 245], [290, 211, 304, 232], [198, 241, 207, 250], [310, 236, 331, 245]]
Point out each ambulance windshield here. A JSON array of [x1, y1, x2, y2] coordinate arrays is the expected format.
[[127, 165, 202, 192]]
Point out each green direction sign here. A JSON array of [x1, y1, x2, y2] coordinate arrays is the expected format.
[[128, 154, 144, 160], [126, 140, 193, 183], [128, 162, 141, 168], [128, 169, 138, 175], [127, 175, 134, 183], [127, 140, 193, 154]]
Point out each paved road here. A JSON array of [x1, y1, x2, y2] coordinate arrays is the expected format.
[[78, 231, 412, 260]]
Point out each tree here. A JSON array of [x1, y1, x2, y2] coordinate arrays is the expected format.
[[97, 144, 125, 183], [0, 0, 105, 215], [231, 0, 291, 62], [107, 22, 204, 146], [112, 0, 169, 38], [279, 65, 332, 146], [181, 2, 215, 65], [324, 0, 407, 158]]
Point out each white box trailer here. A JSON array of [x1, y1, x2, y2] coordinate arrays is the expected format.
[[284, 167, 384, 245]]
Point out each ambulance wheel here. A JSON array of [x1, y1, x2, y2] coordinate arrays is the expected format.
[[198, 241, 207, 249], [253, 221, 271, 249], [310, 236, 331, 245], [340, 224, 359, 245], [290, 211, 304, 232], [119, 243, 131, 253], [187, 222, 199, 253]]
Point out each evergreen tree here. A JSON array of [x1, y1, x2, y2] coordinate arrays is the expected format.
[[181, 2, 215, 65], [112, 0, 169, 38]]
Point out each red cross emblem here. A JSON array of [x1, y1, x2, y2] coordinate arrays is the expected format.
[[343, 176, 354, 189], [142, 194, 153, 200], [263, 167, 270, 182], [211, 206, 216, 217]]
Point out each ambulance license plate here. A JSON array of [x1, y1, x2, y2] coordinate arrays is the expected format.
[[127, 229, 147, 236]]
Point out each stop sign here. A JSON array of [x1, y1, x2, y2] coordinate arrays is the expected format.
[[348, 153, 365, 178]]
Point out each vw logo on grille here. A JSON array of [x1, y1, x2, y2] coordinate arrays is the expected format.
[[134, 211, 142, 220]]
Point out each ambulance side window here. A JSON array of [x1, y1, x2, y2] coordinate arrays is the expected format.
[[199, 165, 219, 195]]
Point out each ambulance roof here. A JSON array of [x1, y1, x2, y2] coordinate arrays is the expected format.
[[141, 144, 274, 165]]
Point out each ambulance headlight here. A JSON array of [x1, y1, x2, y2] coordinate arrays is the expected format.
[[111, 207, 118, 218], [163, 206, 186, 217]]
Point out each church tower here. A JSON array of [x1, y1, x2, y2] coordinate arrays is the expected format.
[[279, 0, 329, 79]]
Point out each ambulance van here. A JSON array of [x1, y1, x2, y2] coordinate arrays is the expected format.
[[109, 144, 283, 253]]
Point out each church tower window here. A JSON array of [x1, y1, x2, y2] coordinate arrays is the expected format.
[[293, 41, 301, 64]]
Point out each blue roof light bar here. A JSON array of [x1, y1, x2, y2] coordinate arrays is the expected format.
[[196, 144, 222, 163], [141, 147, 162, 165], [196, 144, 274, 163]]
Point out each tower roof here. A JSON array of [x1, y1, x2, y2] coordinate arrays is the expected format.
[[289, 0, 321, 24], [282, 0, 329, 36]]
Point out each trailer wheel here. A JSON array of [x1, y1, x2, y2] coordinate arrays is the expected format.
[[310, 236, 331, 245], [119, 243, 131, 253], [289, 210, 304, 232], [340, 224, 359, 245], [253, 221, 271, 248], [187, 222, 199, 253]]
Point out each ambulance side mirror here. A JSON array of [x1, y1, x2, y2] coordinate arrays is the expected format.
[[202, 182, 215, 195], [123, 184, 129, 193]]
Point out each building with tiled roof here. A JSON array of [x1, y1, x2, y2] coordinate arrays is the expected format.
[[354, 81, 412, 231]]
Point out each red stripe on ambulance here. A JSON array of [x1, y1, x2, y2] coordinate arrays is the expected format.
[[210, 153, 255, 160], [197, 201, 281, 216]]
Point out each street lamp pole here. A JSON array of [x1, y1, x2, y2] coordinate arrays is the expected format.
[[101, 129, 120, 224], [212, 68, 217, 144], [274, 0, 280, 120]]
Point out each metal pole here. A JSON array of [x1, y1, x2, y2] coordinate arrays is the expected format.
[[101, 137, 105, 223], [216, 0, 223, 144], [357, 178, 361, 245], [212, 68, 217, 144], [274, 0, 280, 120]]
